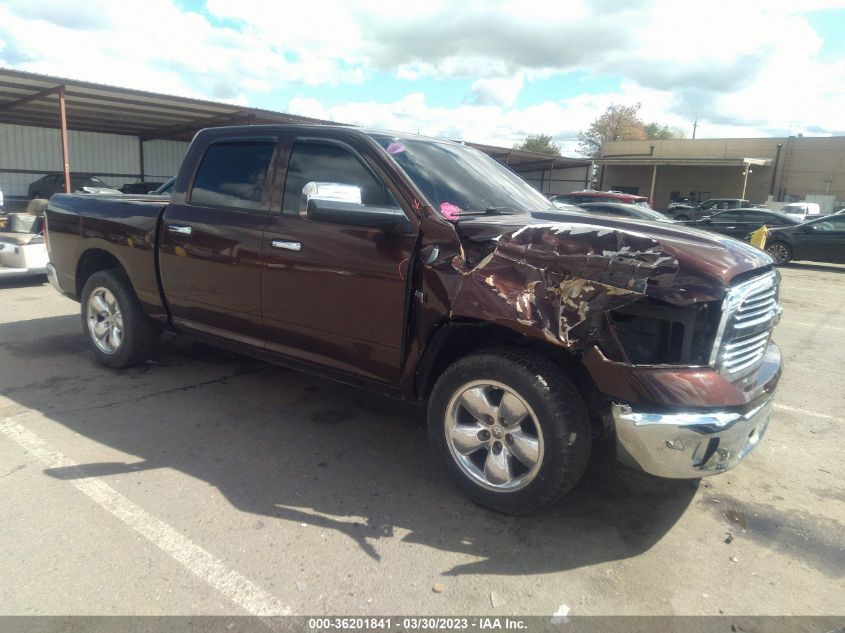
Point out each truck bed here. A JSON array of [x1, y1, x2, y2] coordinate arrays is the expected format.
[[46, 194, 170, 320]]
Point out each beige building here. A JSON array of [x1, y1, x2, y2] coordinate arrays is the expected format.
[[596, 136, 845, 210]]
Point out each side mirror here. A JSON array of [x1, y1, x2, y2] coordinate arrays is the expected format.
[[300, 181, 411, 232], [299, 182, 363, 213]]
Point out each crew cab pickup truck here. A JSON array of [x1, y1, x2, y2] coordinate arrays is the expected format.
[[45, 125, 782, 514]]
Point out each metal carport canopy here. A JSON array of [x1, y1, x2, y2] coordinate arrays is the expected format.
[[0, 67, 336, 141], [464, 141, 592, 170]]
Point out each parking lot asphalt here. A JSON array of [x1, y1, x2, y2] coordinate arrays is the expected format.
[[0, 264, 843, 618]]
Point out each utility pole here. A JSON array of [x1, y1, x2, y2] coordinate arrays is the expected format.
[[692, 118, 698, 139]]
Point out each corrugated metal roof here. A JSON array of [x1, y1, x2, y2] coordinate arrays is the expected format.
[[0, 68, 337, 141], [0, 68, 590, 170]]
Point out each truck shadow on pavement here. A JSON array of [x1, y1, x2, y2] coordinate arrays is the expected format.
[[781, 262, 845, 274], [1, 314, 697, 577]]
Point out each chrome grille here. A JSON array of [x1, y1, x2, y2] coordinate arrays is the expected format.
[[711, 271, 781, 379]]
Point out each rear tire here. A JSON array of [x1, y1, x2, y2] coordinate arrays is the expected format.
[[428, 347, 591, 515], [80, 269, 160, 368], [675, 215, 690, 221], [766, 241, 792, 265]]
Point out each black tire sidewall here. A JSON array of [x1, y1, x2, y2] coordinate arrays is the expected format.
[[767, 241, 792, 264], [80, 269, 156, 368], [428, 349, 591, 515]]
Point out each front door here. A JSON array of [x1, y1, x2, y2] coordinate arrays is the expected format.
[[797, 216, 845, 263], [159, 137, 277, 345], [261, 136, 417, 384]]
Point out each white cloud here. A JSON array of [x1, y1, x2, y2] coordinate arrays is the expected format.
[[0, 0, 843, 146], [470, 74, 524, 107]]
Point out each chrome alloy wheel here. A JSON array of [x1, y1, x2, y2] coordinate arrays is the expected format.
[[766, 243, 789, 264], [444, 380, 544, 492], [86, 287, 124, 354]]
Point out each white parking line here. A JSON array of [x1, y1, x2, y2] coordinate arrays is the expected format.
[[0, 417, 291, 618], [779, 287, 836, 292], [785, 322, 845, 331], [774, 404, 844, 423]]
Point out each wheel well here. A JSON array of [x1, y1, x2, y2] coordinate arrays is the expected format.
[[415, 320, 612, 440], [75, 249, 124, 298]]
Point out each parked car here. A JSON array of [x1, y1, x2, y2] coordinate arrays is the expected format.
[[667, 202, 694, 213], [0, 210, 48, 278], [28, 174, 113, 199], [120, 182, 165, 195], [45, 125, 781, 515], [752, 214, 845, 264], [687, 208, 801, 239], [150, 177, 176, 196], [550, 190, 651, 208], [575, 201, 674, 223], [667, 198, 751, 221], [780, 202, 822, 221]]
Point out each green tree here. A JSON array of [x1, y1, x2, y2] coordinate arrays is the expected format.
[[513, 133, 561, 155], [644, 122, 686, 140], [577, 103, 647, 158]]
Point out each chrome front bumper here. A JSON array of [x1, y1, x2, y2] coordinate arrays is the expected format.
[[613, 397, 773, 478]]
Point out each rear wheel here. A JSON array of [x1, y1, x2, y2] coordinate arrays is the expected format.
[[428, 348, 591, 515], [675, 215, 690, 221], [766, 241, 792, 264], [81, 269, 160, 368]]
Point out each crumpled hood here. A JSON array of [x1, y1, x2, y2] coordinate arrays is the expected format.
[[455, 211, 774, 305]]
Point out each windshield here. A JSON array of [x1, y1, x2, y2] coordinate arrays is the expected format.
[[369, 134, 554, 219]]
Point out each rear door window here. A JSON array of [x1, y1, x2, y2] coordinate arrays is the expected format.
[[190, 140, 276, 210]]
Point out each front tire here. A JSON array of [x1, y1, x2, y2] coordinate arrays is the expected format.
[[428, 348, 591, 515], [766, 241, 792, 264], [80, 269, 160, 368]]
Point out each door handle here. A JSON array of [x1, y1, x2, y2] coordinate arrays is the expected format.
[[271, 239, 301, 252], [167, 224, 193, 235]]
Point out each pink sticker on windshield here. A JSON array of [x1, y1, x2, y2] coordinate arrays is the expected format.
[[440, 202, 461, 220], [386, 142, 406, 155]]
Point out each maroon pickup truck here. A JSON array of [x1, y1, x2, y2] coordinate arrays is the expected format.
[[44, 125, 782, 514]]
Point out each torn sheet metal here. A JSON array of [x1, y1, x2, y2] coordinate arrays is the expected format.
[[438, 223, 680, 347]]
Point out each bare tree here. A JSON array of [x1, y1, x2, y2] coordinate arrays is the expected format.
[[577, 103, 647, 158]]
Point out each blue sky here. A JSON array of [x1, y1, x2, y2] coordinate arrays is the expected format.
[[1, 0, 844, 154]]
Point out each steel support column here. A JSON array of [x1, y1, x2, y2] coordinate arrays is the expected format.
[[649, 164, 658, 204], [58, 85, 71, 193], [741, 163, 750, 200]]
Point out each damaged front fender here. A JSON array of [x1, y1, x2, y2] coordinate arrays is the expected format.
[[444, 223, 680, 348]]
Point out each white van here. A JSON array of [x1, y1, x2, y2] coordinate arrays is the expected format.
[[781, 202, 822, 221]]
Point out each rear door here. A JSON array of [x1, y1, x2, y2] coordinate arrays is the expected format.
[[261, 133, 417, 384], [738, 210, 771, 235], [707, 210, 745, 237], [159, 136, 278, 346]]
